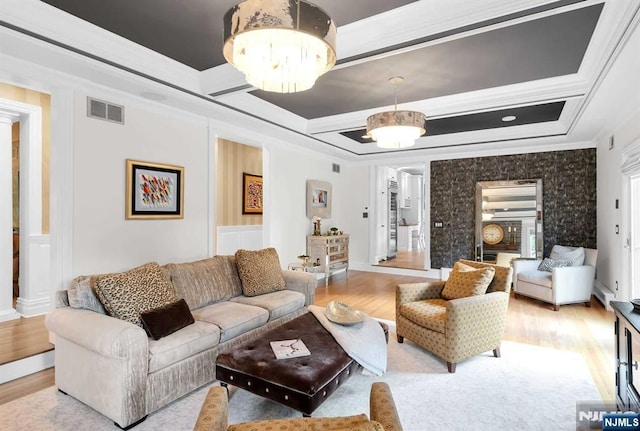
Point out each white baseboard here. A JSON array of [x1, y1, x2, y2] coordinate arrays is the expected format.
[[0, 351, 55, 384], [593, 280, 615, 311], [0, 308, 21, 323], [15, 296, 50, 317]]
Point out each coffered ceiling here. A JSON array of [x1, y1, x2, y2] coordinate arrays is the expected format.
[[2, 0, 639, 159]]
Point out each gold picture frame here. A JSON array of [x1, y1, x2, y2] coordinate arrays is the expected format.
[[243, 173, 263, 214], [125, 159, 184, 220]]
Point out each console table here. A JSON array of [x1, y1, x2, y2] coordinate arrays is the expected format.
[[307, 234, 349, 283], [612, 301, 640, 411]]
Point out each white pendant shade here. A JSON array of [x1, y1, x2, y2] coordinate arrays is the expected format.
[[366, 110, 427, 149]]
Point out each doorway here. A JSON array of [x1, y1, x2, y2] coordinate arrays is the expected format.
[[372, 163, 428, 270], [0, 85, 51, 321]]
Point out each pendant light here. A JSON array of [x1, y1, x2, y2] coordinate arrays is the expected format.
[[366, 77, 426, 149], [223, 0, 337, 93]]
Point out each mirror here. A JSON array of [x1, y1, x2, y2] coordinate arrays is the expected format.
[[475, 179, 543, 262]]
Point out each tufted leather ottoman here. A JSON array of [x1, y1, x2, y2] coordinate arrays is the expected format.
[[216, 312, 359, 416]]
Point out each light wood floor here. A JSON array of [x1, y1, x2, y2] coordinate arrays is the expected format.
[[316, 270, 615, 402], [375, 250, 426, 270], [0, 270, 616, 406]]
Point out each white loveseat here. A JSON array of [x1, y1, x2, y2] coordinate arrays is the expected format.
[[513, 245, 597, 310], [46, 254, 316, 429]]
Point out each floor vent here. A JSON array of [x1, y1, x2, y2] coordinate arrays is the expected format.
[[87, 97, 124, 124], [332, 163, 340, 173]]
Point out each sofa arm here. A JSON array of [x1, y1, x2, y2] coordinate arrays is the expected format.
[[193, 386, 228, 431], [370, 382, 403, 431], [552, 265, 596, 303], [513, 259, 541, 275], [45, 307, 149, 428], [445, 292, 510, 361], [396, 282, 444, 305], [282, 269, 316, 306], [46, 307, 148, 359]]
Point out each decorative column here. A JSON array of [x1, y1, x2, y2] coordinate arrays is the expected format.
[[0, 114, 19, 322]]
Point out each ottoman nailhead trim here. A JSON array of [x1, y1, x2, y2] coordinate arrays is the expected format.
[[284, 395, 289, 400], [265, 388, 269, 393]]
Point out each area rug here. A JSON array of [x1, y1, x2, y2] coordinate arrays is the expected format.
[[0, 323, 601, 431]]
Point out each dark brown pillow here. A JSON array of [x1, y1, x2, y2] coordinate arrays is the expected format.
[[140, 299, 195, 340]]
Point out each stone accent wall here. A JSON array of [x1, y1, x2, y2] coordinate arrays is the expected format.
[[430, 149, 596, 269]]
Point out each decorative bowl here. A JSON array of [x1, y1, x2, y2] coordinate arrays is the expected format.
[[325, 301, 364, 325]]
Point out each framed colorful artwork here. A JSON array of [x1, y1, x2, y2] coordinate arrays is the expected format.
[[125, 159, 184, 219], [243, 173, 263, 214]]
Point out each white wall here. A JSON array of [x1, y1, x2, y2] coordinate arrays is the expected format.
[[597, 110, 640, 300], [73, 91, 211, 274], [268, 145, 369, 268]]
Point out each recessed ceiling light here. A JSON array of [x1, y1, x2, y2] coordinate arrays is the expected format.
[[502, 115, 517, 122]]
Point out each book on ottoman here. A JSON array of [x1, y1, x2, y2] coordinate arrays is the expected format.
[[270, 338, 311, 359]]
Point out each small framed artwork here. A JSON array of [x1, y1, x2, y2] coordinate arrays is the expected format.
[[243, 173, 263, 214], [306, 179, 332, 218], [125, 159, 184, 219]]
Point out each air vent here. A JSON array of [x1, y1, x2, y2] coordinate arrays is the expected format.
[[332, 163, 340, 173], [87, 97, 124, 124]]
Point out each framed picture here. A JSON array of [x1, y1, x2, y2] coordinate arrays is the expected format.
[[306, 179, 332, 218], [243, 173, 263, 214], [125, 159, 184, 219]]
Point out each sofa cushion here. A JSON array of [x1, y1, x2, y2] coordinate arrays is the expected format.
[[67, 275, 106, 314], [235, 248, 286, 297], [537, 257, 572, 272], [94, 262, 178, 327], [400, 299, 448, 334], [141, 298, 195, 340], [164, 255, 243, 310], [192, 302, 269, 342], [230, 290, 305, 321], [517, 270, 553, 288], [441, 262, 495, 300], [148, 321, 221, 373], [550, 245, 585, 266]]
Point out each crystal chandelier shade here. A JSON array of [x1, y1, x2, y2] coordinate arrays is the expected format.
[[223, 0, 337, 93]]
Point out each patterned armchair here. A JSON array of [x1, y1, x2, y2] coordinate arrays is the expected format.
[[193, 382, 403, 431], [396, 259, 512, 373]]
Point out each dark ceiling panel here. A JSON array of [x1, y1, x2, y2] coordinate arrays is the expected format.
[[254, 4, 602, 119], [340, 101, 566, 143], [40, 0, 417, 71]]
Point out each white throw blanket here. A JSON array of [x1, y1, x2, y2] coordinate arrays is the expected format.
[[308, 304, 387, 376]]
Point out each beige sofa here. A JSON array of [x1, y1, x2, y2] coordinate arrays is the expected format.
[[45, 255, 316, 429]]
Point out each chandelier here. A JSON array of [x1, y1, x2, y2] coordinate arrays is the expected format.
[[223, 0, 337, 93], [366, 77, 426, 149]]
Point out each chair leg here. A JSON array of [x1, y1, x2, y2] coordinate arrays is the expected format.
[[553, 304, 560, 311], [585, 301, 591, 308], [513, 292, 518, 299], [397, 335, 404, 343], [447, 362, 456, 373], [493, 348, 501, 358]]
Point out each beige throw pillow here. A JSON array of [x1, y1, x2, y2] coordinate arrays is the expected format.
[[94, 262, 178, 327], [235, 248, 286, 297], [441, 261, 495, 300]]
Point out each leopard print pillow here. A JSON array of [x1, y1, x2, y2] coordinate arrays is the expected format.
[[235, 248, 286, 297], [95, 262, 178, 327]]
